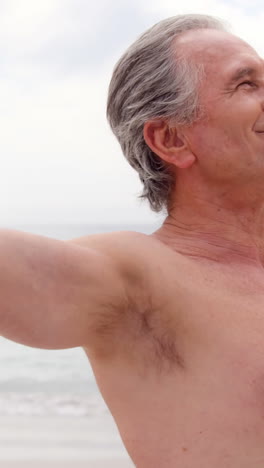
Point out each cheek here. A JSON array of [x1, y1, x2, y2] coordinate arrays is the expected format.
[[186, 122, 231, 158], [189, 114, 250, 157], [185, 122, 249, 182]]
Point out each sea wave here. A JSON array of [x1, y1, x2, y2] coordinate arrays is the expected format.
[[0, 392, 109, 417]]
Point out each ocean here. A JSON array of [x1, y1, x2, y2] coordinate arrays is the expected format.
[[0, 222, 159, 418]]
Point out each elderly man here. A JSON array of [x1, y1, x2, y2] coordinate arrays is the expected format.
[[1, 12, 264, 467]]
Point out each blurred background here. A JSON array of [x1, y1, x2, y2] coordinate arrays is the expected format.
[[0, 0, 264, 466]]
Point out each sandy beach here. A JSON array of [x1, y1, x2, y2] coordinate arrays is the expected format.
[[0, 416, 134, 467]]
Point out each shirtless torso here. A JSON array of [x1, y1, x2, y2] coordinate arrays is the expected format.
[[69, 229, 264, 468]]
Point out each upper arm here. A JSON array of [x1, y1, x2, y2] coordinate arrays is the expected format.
[[0, 229, 129, 350]]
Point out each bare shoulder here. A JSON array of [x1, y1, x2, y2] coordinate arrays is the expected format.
[[67, 229, 186, 300], [68, 230, 170, 333], [68, 230, 187, 370], [70, 231, 186, 366], [67, 230, 158, 285]]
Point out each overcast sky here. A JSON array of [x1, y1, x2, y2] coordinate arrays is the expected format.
[[1, 0, 264, 226]]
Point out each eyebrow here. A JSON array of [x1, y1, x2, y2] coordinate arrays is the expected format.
[[227, 67, 256, 86]]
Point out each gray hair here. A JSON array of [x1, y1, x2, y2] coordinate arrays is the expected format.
[[106, 14, 228, 214]]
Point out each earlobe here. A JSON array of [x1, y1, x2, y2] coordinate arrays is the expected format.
[[176, 153, 196, 169]]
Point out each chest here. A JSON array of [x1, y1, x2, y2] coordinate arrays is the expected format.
[[87, 258, 264, 467], [159, 270, 264, 423]]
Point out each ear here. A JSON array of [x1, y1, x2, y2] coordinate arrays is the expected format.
[[143, 120, 196, 169]]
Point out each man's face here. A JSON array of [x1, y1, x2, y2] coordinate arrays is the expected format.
[[177, 29, 264, 187]]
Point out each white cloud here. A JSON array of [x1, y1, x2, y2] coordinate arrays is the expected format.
[[0, 1, 158, 225], [0, 0, 108, 53], [0, 69, 148, 223], [140, 0, 264, 54]]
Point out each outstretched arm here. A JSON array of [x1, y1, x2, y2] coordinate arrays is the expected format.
[[0, 229, 128, 351]]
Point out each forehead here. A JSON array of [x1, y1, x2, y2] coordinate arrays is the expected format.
[[176, 29, 263, 77]]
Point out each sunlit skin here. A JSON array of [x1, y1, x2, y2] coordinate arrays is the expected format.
[[145, 29, 264, 269], [5, 27, 264, 468]]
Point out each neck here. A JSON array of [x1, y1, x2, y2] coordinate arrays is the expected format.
[[155, 196, 264, 269]]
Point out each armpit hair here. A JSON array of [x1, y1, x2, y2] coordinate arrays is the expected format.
[[125, 292, 186, 376], [89, 285, 185, 375]]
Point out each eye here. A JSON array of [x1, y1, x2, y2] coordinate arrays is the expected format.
[[237, 80, 257, 89]]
